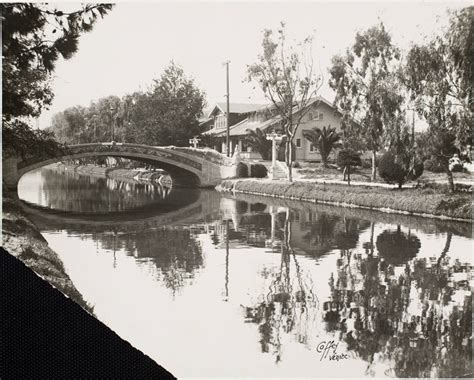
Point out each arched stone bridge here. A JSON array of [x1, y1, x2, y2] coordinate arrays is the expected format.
[[4, 143, 238, 189]]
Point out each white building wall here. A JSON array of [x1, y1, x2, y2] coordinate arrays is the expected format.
[[294, 102, 344, 162]]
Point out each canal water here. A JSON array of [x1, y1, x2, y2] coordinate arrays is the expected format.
[[18, 165, 473, 378]]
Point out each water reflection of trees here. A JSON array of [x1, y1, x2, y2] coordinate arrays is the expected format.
[[324, 228, 472, 378], [376, 226, 421, 265], [243, 211, 319, 362], [36, 167, 171, 212], [96, 227, 203, 296]]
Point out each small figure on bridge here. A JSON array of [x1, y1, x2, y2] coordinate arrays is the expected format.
[[189, 136, 201, 149]]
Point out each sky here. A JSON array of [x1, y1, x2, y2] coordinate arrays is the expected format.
[[37, 0, 470, 129]]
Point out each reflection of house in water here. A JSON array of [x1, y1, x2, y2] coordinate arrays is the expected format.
[[288, 210, 371, 258], [207, 198, 371, 259]]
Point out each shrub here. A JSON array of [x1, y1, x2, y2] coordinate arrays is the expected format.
[[361, 159, 372, 169], [379, 151, 423, 189], [449, 155, 465, 172], [409, 160, 424, 180], [250, 163, 268, 178], [424, 158, 444, 173], [336, 149, 361, 185], [236, 162, 248, 178], [337, 149, 362, 168], [450, 163, 464, 173], [291, 161, 301, 168]]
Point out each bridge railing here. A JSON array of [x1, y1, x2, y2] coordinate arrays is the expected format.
[[66, 143, 234, 166], [17, 143, 235, 170]]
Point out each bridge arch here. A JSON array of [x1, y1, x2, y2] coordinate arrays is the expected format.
[[6, 143, 237, 189]]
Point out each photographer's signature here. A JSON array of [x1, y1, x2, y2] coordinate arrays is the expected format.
[[316, 340, 349, 362]]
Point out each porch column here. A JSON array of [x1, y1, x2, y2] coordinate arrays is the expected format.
[[272, 138, 277, 167], [266, 132, 283, 180]]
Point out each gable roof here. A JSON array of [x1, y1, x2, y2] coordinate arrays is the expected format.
[[208, 102, 267, 118], [204, 96, 361, 137]]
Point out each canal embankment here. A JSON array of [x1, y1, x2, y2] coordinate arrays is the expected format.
[[217, 179, 472, 222], [2, 187, 92, 312], [2, 186, 176, 378]]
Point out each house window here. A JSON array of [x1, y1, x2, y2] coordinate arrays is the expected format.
[[319, 112, 324, 120], [215, 114, 227, 129], [296, 138, 301, 148], [308, 112, 314, 120], [310, 143, 316, 152]]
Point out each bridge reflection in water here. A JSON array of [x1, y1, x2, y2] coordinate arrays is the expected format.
[[18, 167, 473, 379]]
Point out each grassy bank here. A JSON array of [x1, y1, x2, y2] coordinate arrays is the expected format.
[[2, 188, 93, 313], [222, 191, 471, 238], [217, 179, 472, 221], [296, 164, 473, 184]]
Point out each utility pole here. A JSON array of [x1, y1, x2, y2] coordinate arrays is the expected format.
[[110, 106, 116, 142], [223, 60, 231, 157]]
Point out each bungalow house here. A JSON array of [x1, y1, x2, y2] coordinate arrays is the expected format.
[[199, 102, 266, 153], [203, 96, 355, 162]]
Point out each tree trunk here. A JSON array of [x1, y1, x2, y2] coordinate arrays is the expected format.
[[371, 150, 377, 181], [285, 137, 293, 182], [347, 165, 351, 186], [369, 222, 375, 256], [322, 154, 328, 168], [445, 167, 455, 193], [437, 233, 452, 267]]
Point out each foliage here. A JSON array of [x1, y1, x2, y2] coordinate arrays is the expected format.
[[50, 95, 121, 143], [250, 164, 268, 178], [199, 134, 221, 150], [244, 128, 272, 160], [2, 120, 66, 160], [449, 155, 465, 172], [326, 228, 471, 378], [302, 126, 341, 167], [404, 7, 473, 192], [2, 3, 113, 121], [424, 158, 445, 173], [247, 22, 323, 181], [2, 3, 112, 159], [329, 23, 404, 180], [336, 149, 361, 185], [132, 62, 206, 146], [236, 162, 249, 178], [379, 123, 424, 188], [336, 149, 361, 167], [219, 179, 471, 220], [378, 151, 423, 189], [415, 129, 459, 192], [291, 161, 300, 168], [49, 62, 206, 147]]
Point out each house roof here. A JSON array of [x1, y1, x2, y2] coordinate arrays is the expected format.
[[204, 114, 281, 137], [204, 96, 360, 137], [208, 102, 267, 118]]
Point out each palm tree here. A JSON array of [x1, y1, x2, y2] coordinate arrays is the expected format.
[[303, 126, 341, 167], [244, 128, 272, 160]]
